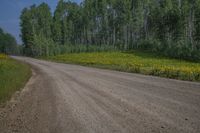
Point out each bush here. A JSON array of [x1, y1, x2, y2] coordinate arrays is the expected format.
[[137, 38, 161, 52]]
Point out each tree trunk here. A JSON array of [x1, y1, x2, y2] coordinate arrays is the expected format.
[[188, 3, 195, 49]]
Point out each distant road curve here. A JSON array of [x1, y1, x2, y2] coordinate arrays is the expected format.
[[0, 56, 200, 133]]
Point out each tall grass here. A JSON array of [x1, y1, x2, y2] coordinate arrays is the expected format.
[[0, 54, 31, 104]]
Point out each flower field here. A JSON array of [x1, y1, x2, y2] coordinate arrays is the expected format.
[[0, 54, 7, 59], [46, 51, 200, 81]]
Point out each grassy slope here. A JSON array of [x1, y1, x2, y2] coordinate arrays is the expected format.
[[45, 51, 200, 82], [0, 55, 31, 104]]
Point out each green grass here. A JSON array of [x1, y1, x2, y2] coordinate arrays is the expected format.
[[45, 51, 200, 82], [0, 55, 31, 104]]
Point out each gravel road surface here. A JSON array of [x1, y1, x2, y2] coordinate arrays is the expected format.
[[0, 56, 200, 133]]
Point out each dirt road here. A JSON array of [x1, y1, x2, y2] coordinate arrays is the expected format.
[[0, 56, 200, 133]]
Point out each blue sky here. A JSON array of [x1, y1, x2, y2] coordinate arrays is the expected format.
[[0, 0, 82, 44]]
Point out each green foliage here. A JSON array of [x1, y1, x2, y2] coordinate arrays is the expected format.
[[0, 27, 18, 54], [57, 44, 116, 54], [31, 34, 57, 56], [20, 3, 52, 56], [20, 0, 200, 60], [45, 51, 200, 82], [0, 55, 31, 104]]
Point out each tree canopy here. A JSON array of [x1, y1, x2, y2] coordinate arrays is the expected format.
[[0, 27, 18, 54]]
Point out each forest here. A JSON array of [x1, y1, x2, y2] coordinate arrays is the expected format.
[[20, 0, 200, 61], [0, 27, 18, 54]]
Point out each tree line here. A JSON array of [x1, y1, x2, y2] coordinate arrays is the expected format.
[[20, 0, 200, 60], [0, 27, 19, 54]]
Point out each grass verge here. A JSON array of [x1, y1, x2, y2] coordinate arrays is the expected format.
[[44, 51, 200, 82], [0, 54, 31, 104]]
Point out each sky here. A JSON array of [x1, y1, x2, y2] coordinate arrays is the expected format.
[[0, 0, 82, 44]]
